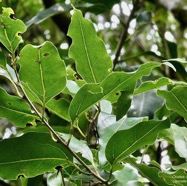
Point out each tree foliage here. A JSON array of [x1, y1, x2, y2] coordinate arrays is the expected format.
[[0, 0, 187, 185]]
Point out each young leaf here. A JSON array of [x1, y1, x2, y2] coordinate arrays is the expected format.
[[69, 62, 160, 122], [0, 88, 38, 127], [105, 119, 170, 164], [68, 9, 113, 83], [134, 77, 171, 95], [0, 132, 72, 180], [0, 8, 26, 53], [157, 86, 187, 120], [18, 41, 66, 105], [126, 158, 170, 186]]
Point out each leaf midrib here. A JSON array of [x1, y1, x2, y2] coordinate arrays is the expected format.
[[0, 157, 65, 165], [78, 12, 97, 83], [112, 122, 161, 163]]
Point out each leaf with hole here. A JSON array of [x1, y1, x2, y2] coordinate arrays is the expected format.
[[17, 41, 66, 106], [69, 62, 161, 122], [0, 8, 26, 53], [68, 9, 113, 83], [0, 132, 73, 180]]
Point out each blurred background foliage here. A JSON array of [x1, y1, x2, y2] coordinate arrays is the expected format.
[[1, 0, 187, 185]]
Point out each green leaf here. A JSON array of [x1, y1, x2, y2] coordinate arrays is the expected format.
[[68, 9, 113, 83], [134, 77, 171, 95], [99, 117, 147, 165], [0, 51, 7, 69], [0, 7, 26, 53], [18, 41, 66, 105], [69, 62, 161, 122], [126, 158, 169, 186], [159, 169, 187, 186], [46, 98, 70, 122], [116, 90, 133, 120], [0, 132, 72, 180], [105, 119, 170, 164], [157, 86, 187, 121], [0, 88, 38, 127], [171, 124, 187, 159], [163, 58, 187, 64]]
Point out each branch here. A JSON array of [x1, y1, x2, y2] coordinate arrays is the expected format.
[[11, 60, 107, 185], [113, 0, 141, 66]]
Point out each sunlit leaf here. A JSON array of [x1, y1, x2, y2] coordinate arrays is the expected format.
[[158, 86, 187, 120], [0, 7, 26, 53], [106, 119, 170, 164], [69, 62, 161, 122], [68, 9, 113, 83], [18, 41, 66, 106], [0, 132, 73, 180], [0, 88, 38, 127], [134, 77, 171, 95]]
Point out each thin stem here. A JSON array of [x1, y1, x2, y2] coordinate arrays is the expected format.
[[12, 60, 107, 185], [113, 0, 141, 67]]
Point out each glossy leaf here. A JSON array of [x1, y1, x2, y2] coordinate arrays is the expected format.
[[69, 62, 161, 122], [126, 158, 169, 186], [68, 9, 113, 83], [134, 77, 171, 95], [106, 119, 170, 164], [0, 88, 38, 127], [18, 41, 66, 105], [0, 132, 72, 180], [157, 86, 187, 120], [0, 7, 26, 53], [171, 124, 187, 159], [46, 98, 70, 122], [26, 3, 70, 27], [99, 117, 147, 165]]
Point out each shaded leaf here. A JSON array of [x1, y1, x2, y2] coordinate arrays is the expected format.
[[126, 158, 169, 186], [0, 132, 72, 180], [26, 3, 71, 27], [0, 7, 26, 53], [129, 91, 164, 119], [0, 88, 38, 127], [18, 41, 66, 105], [157, 86, 187, 121], [68, 9, 113, 83], [106, 119, 170, 164], [46, 98, 70, 122], [69, 62, 161, 122], [134, 77, 171, 95]]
